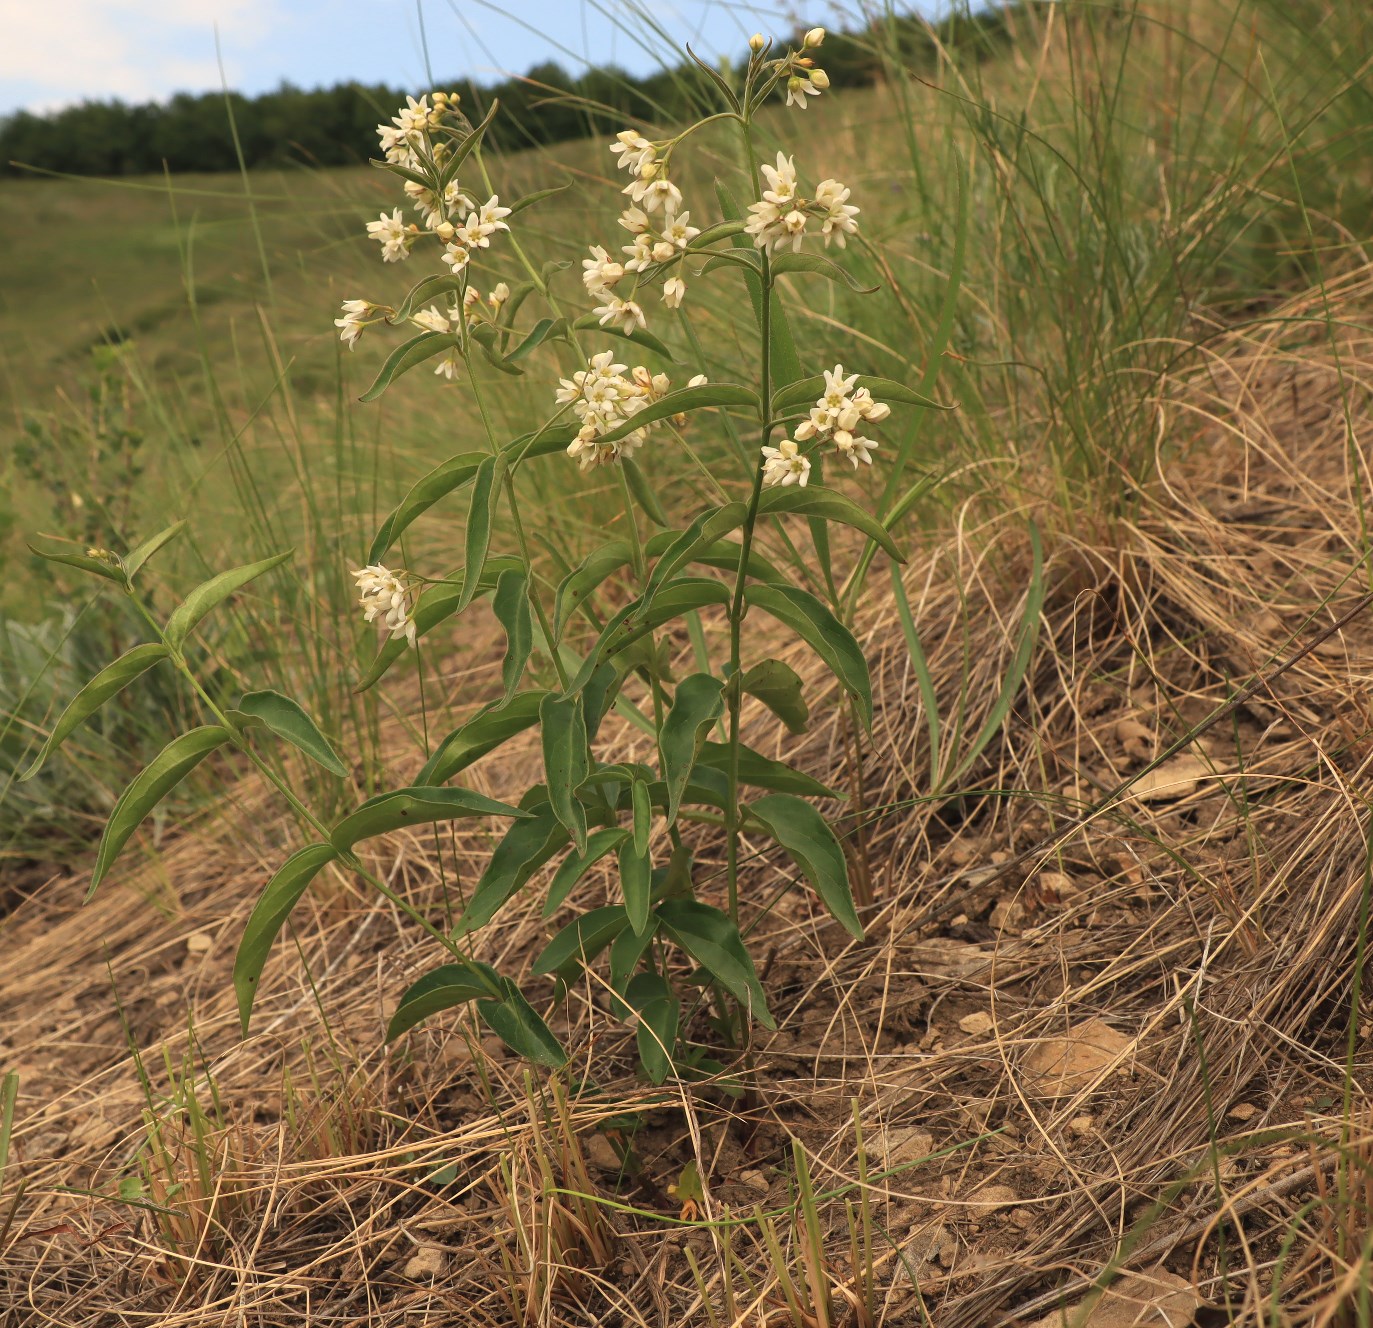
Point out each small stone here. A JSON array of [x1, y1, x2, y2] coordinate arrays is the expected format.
[[185, 931, 214, 955], [1026, 1266, 1198, 1327], [1069, 1115, 1096, 1135], [990, 898, 1023, 932], [1010, 1207, 1035, 1229], [959, 1011, 995, 1036], [582, 1132, 622, 1173], [74, 1116, 119, 1150], [874, 1126, 934, 1167], [1228, 1102, 1258, 1122], [1024, 1019, 1132, 1098], [967, 1183, 1018, 1210], [1131, 755, 1216, 803], [402, 1245, 445, 1280], [738, 1169, 769, 1194]]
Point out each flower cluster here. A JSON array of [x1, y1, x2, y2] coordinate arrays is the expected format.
[[353, 564, 417, 646], [749, 26, 831, 112], [555, 351, 705, 471], [745, 153, 859, 253], [763, 365, 890, 488]]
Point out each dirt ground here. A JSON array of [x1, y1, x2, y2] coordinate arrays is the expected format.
[[4, 276, 1373, 1326]]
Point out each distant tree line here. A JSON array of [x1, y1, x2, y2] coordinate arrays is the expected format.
[[0, 8, 1021, 178]]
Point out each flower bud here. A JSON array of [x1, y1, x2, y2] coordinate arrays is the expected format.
[[804, 26, 825, 48], [434, 220, 456, 241], [652, 240, 676, 263], [809, 68, 830, 89], [749, 33, 766, 53], [688, 374, 708, 387]]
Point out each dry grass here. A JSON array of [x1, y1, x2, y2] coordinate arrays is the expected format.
[[5, 269, 1373, 1325]]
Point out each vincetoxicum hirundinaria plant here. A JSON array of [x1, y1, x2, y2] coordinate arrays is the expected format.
[[26, 28, 945, 1082]]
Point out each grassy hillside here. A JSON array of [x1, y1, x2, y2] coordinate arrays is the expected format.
[[4, 3, 1373, 1323]]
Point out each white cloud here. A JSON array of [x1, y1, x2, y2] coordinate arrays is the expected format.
[[0, 0, 273, 111]]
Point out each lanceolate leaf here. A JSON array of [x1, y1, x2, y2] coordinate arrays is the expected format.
[[740, 659, 809, 734], [643, 530, 786, 585], [492, 568, 532, 703], [90, 726, 232, 897], [419, 690, 547, 784], [123, 521, 187, 578], [543, 827, 628, 916], [555, 540, 634, 634], [231, 689, 346, 777], [330, 786, 526, 851], [619, 832, 652, 935], [744, 584, 872, 731], [390, 273, 465, 322], [234, 843, 338, 1033], [458, 804, 568, 933], [770, 250, 879, 292], [478, 984, 568, 1068], [771, 374, 951, 415], [593, 384, 760, 448], [458, 453, 507, 614], [659, 674, 725, 825], [368, 450, 485, 563], [507, 184, 570, 216], [28, 542, 126, 584], [21, 643, 170, 781], [624, 971, 678, 1084], [622, 457, 670, 527], [656, 899, 775, 1029], [744, 793, 863, 939], [641, 504, 748, 606], [385, 960, 504, 1041], [505, 318, 563, 364], [757, 486, 905, 563], [570, 314, 673, 360], [694, 740, 839, 798], [438, 98, 499, 188], [540, 692, 589, 852], [164, 551, 293, 650], [609, 919, 658, 1002], [532, 904, 630, 981], [358, 331, 460, 403]]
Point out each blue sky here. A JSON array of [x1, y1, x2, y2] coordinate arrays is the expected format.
[[1, 1, 884, 117]]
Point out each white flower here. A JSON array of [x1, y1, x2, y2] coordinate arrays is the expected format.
[[366, 208, 413, 262], [594, 295, 647, 335], [489, 282, 510, 309], [625, 176, 683, 215], [609, 129, 656, 175], [334, 299, 371, 350], [411, 306, 450, 334], [404, 178, 476, 229], [434, 350, 462, 380], [353, 564, 417, 646], [761, 153, 798, 204], [662, 210, 700, 249], [779, 208, 809, 252], [456, 195, 511, 250], [688, 373, 708, 387], [804, 27, 825, 48], [832, 429, 878, 467], [442, 243, 470, 273], [619, 206, 651, 234], [622, 235, 654, 273], [745, 199, 784, 250], [786, 75, 822, 110], [662, 276, 686, 308], [583, 244, 625, 294], [814, 178, 860, 247], [761, 439, 811, 488]]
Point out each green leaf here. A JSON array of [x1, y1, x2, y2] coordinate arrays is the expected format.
[[659, 674, 724, 825], [740, 659, 809, 735], [695, 741, 839, 798], [609, 918, 658, 1001], [355, 556, 521, 692], [594, 383, 759, 449], [164, 551, 293, 650], [231, 689, 346, 777], [438, 98, 499, 188], [744, 583, 872, 731], [90, 726, 232, 897], [507, 184, 570, 216], [358, 330, 460, 403], [385, 960, 504, 1040], [20, 642, 170, 781], [492, 568, 532, 703], [420, 690, 546, 785], [391, 273, 466, 322], [505, 317, 563, 364], [543, 827, 629, 916], [540, 692, 590, 852], [458, 453, 507, 614], [331, 785, 527, 851], [624, 972, 678, 1085], [744, 793, 863, 940], [756, 486, 905, 563], [657, 899, 774, 1029], [581, 660, 626, 742], [123, 520, 187, 578], [234, 843, 338, 1033], [642, 503, 748, 607], [555, 540, 634, 634], [630, 776, 652, 857], [478, 984, 568, 1068], [771, 374, 951, 415], [622, 457, 670, 527], [643, 530, 786, 585], [368, 450, 485, 563], [570, 314, 673, 360], [619, 830, 652, 936], [28, 542, 126, 584], [770, 250, 879, 293], [532, 904, 629, 981], [459, 803, 569, 933]]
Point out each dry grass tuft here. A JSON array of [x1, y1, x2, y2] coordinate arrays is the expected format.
[[5, 272, 1373, 1325]]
